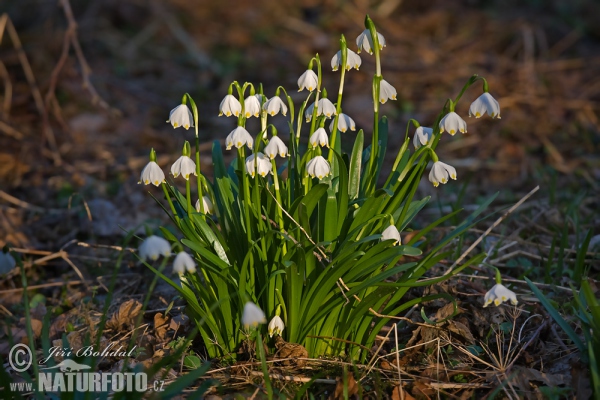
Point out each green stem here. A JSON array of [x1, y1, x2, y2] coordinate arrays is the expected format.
[[328, 39, 347, 164], [185, 179, 193, 216], [256, 330, 273, 399], [271, 159, 287, 255], [161, 183, 180, 224]]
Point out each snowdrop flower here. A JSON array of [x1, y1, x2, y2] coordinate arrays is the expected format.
[[331, 49, 362, 71], [219, 94, 241, 117], [167, 104, 194, 130], [139, 161, 165, 187], [305, 98, 336, 122], [263, 96, 288, 116], [264, 136, 289, 159], [244, 94, 264, 118], [171, 156, 196, 180], [413, 127, 433, 149], [139, 235, 171, 261], [245, 152, 272, 178], [428, 161, 457, 187], [469, 92, 501, 119], [242, 302, 266, 328], [439, 112, 467, 135], [0, 251, 16, 274], [356, 29, 386, 54], [309, 128, 329, 148], [379, 79, 397, 104], [195, 196, 214, 214], [225, 126, 253, 150], [331, 113, 356, 133], [297, 70, 318, 92], [268, 315, 285, 337], [483, 283, 518, 307], [306, 156, 331, 179], [173, 251, 196, 275], [381, 225, 401, 246]]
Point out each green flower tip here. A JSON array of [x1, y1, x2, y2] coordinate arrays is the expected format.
[[149, 148, 157, 162], [340, 34, 347, 48], [182, 141, 191, 157], [322, 88, 328, 98]]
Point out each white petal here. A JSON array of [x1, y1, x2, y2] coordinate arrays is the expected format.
[[306, 156, 331, 179], [168, 104, 194, 129], [379, 79, 397, 104], [139, 235, 171, 261], [318, 98, 336, 118], [195, 196, 214, 214], [356, 30, 386, 54], [332, 113, 356, 133], [381, 225, 401, 245], [298, 70, 318, 92], [140, 161, 165, 186], [413, 127, 433, 149], [264, 136, 288, 159], [244, 95, 262, 118], [268, 315, 285, 337], [219, 95, 242, 117], [226, 126, 253, 150], [173, 251, 196, 275], [440, 112, 467, 135], [242, 302, 266, 327], [309, 128, 329, 148]]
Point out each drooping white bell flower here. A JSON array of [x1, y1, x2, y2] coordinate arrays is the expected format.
[[381, 225, 401, 246], [244, 95, 263, 118], [356, 29, 386, 55], [428, 161, 457, 187], [483, 283, 518, 307], [413, 127, 433, 149], [263, 96, 288, 116], [0, 251, 16, 274], [170, 156, 197, 180], [331, 49, 362, 71], [167, 104, 194, 130], [439, 112, 467, 136], [173, 251, 196, 275], [297, 70, 319, 92], [264, 136, 289, 159], [379, 79, 397, 104], [139, 235, 171, 261], [225, 126, 253, 150], [306, 156, 331, 179], [245, 152, 272, 178], [469, 92, 501, 119], [219, 94, 242, 117], [139, 161, 165, 187], [331, 113, 356, 133], [268, 315, 285, 337], [305, 98, 336, 122], [241, 302, 266, 328], [195, 196, 214, 214], [309, 128, 329, 148]]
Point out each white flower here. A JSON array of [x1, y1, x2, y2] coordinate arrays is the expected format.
[[139, 161, 165, 186], [309, 128, 329, 148], [413, 127, 433, 149], [379, 79, 397, 104], [268, 315, 285, 337], [225, 126, 253, 150], [219, 94, 241, 117], [306, 156, 331, 179], [297, 70, 318, 92], [170, 156, 197, 180], [469, 92, 501, 119], [245, 152, 272, 178], [331, 49, 362, 71], [263, 96, 288, 116], [381, 225, 401, 245], [483, 283, 518, 307], [428, 161, 457, 187], [173, 252, 196, 275], [331, 113, 356, 133], [244, 95, 263, 118], [356, 29, 386, 54], [242, 302, 266, 328], [264, 136, 289, 159], [139, 235, 171, 261], [195, 196, 214, 214], [0, 251, 16, 274], [167, 104, 194, 130], [439, 112, 467, 136], [305, 98, 336, 122]]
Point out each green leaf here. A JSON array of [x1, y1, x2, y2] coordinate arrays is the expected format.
[[348, 130, 364, 200]]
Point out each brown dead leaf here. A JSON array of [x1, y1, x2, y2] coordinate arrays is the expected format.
[[154, 313, 169, 341], [333, 372, 358, 399], [447, 320, 475, 343], [106, 299, 142, 331], [391, 385, 416, 400], [169, 314, 189, 331], [12, 318, 43, 343], [412, 379, 436, 398]]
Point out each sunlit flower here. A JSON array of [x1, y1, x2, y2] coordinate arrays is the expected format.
[[331, 49, 362, 71], [268, 315, 285, 337], [306, 156, 331, 179], [225, 126, 253, 150], [139, 235, 171, 261], [331, 113, 356, 133], [439, 112, 467, 136], [242, 302, 266, 328], [264, 136, 289, 159], [219, 94, 241, 117], [244, 94, 264, 118], [263, 96, 288, 116], [381, 225, 401, 246], [305, 98, 336, 122], [309, 128, 329, 148], [413, 127, 433, 149], [173, 251, 196, 275], [469, 92, 501, 119], [139, 161, 165, 187], [483, 283, 518, 307], [170, 156, 197, 180], [195, 196, 214, 214], [167, 104, 194, 130], [428, 161, 457, 187], [297, 70, 319, 92], [356, 29, 386, 54], [0, 251, 16, 274], [379, 79, 397, 104], [245, 152, 272, 178]]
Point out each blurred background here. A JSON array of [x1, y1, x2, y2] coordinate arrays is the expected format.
[[1, 0, 599, 249]]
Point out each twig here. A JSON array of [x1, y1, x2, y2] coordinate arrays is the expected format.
[[0, 60, 12, 117], [0, 279, 91, 294]]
